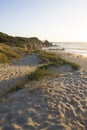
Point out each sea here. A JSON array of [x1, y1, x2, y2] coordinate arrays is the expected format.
[[43, 42, 87, 57]]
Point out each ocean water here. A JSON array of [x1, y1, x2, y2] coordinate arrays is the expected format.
[[44, 42, 87, 57]]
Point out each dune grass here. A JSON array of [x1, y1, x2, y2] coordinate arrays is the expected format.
[[38, 51, 80, 69], [27, 51, 80, 81], [0, 44, 19, 63], [28, 65, 51, 81], [0, 44, 32, 63], [0, 53, 10, 63], [0, 44, 19, 57]]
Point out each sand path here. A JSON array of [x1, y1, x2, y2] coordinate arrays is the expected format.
[[0, 65, 87, 130], [0, 53, 87, 130], [0, 53, 40, 98]]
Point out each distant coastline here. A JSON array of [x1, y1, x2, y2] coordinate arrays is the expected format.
[[43, 42, 87, 57]]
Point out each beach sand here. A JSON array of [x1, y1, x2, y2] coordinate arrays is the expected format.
[[60, 52, 87, 71], [48, 50, 87, 71], [0, 52, 87, 130]]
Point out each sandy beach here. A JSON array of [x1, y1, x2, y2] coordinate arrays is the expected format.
[[46, 49, 87, 71], [0, 52, 87, 130], [58, 51, 87, 72]]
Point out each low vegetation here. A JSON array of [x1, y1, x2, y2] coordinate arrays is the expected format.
[[28, 65, 51, 81], [0, 53, 9, 63], [0, 32, 52, 63], [27, 51, 80, 81], [0, 32, 51, 48], [0, 44, 19, 63], [38, 51, 80, 69], [38, 51, 67, 64], [69, 62, 80, 70]]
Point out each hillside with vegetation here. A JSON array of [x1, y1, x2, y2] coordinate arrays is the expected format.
[[0, 32, 52, 48], [0, 32, 52, 63]]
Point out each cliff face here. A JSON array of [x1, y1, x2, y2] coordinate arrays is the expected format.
[[0, 32, 51, 50]]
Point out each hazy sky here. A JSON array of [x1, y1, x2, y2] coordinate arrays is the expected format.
[[0, 0, 87, 42]]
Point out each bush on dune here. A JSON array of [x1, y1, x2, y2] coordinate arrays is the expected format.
[[28, 67, 51, 81], [38, 51, 80, 69], [27, 51, 80, 81], [0, 53, 9, 63], [0, 44, 19, 63]]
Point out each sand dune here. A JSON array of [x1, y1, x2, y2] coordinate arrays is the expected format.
[[0, 53, 87, 130], [48, 50, 87, 71], [0, 53, 40, 98]]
